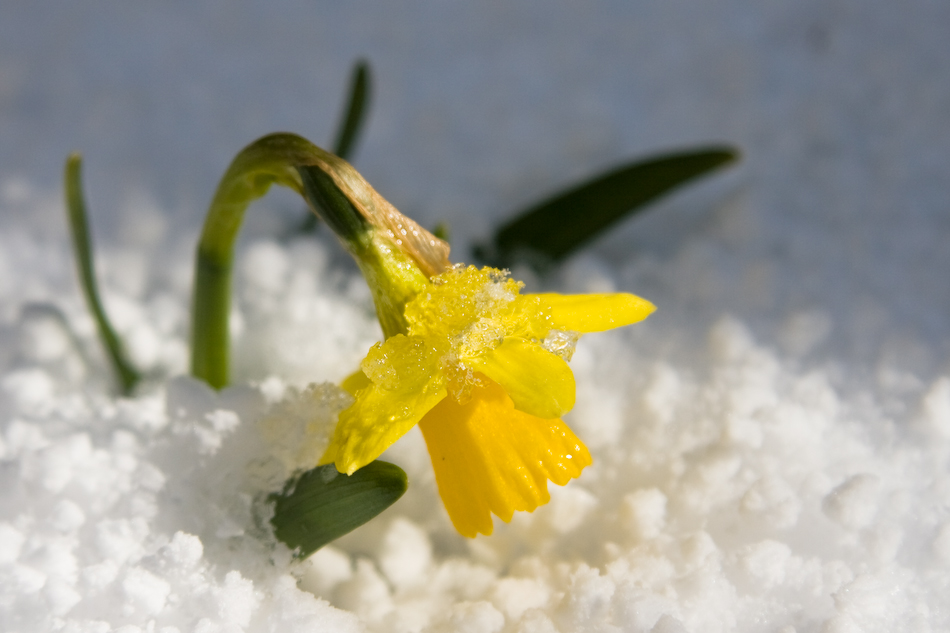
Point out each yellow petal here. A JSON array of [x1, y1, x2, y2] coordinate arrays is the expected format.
[[532, 292, 656, 333], [418, 377, 591, 537], [360, 334, 443, 392], [497, 294, 552, 341], [466, 337, 575, 420], [340, 369, 371, 396], [321, 375, 447, 474]]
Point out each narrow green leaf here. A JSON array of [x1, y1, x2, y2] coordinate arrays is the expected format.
[[298, 60, 373, 234], [432, 222, 451, 243], [333, 60, 372, 161], [483, 147, 739, 266], [270, 461, 407, 559], [64, 153, 141, 395]]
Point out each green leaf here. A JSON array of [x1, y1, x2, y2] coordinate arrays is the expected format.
[[480, 146, 739, 267], [64, 153, 141, 395], [270, 461, 407, 559], [298, 60, 372, 235], [333, 60, 372, 161], [431, 221, 451, 243]]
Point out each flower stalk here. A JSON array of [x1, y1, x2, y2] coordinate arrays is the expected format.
[[190, 133, 449, 388], [191, 134, 312, 388]]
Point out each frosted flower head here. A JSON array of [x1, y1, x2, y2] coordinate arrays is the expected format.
[[322, 263, 656, 536]]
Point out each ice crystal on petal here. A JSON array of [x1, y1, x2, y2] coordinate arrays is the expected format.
[[457, 317, 506, 358], [361, 336, 440, 391], [501, 295, 553, 342], [405, 265, 522, 339], [442, 358, 484, 405], [542, 329, 579, 361]]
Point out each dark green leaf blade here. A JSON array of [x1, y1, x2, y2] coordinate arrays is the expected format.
[[297, 60, 373, 235], [333, 60, 372, 161], [270, 461, 407, 559], [487, 146, 739, 265]]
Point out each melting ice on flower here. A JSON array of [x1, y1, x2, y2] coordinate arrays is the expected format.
[[321, 264, 655, 536]]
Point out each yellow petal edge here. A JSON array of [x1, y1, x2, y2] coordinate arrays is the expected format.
[[534, 292, 656, 333], [322, 375, 447, 474]]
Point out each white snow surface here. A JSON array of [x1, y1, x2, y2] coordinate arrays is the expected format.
[[2, 2, 950, 632]]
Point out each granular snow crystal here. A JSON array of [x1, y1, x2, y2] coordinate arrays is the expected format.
[[1, 219, 948, 631]]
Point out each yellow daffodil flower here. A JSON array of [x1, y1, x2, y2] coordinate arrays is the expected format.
[[321, 264, 655, 537]]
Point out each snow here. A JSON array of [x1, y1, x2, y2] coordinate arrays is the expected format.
[[2, 1, 950, 632]]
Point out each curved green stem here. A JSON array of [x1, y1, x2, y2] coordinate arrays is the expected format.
[[64, 153, 142, 395], [190, 132, 447, 389], [190, 133, 373, 388]]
